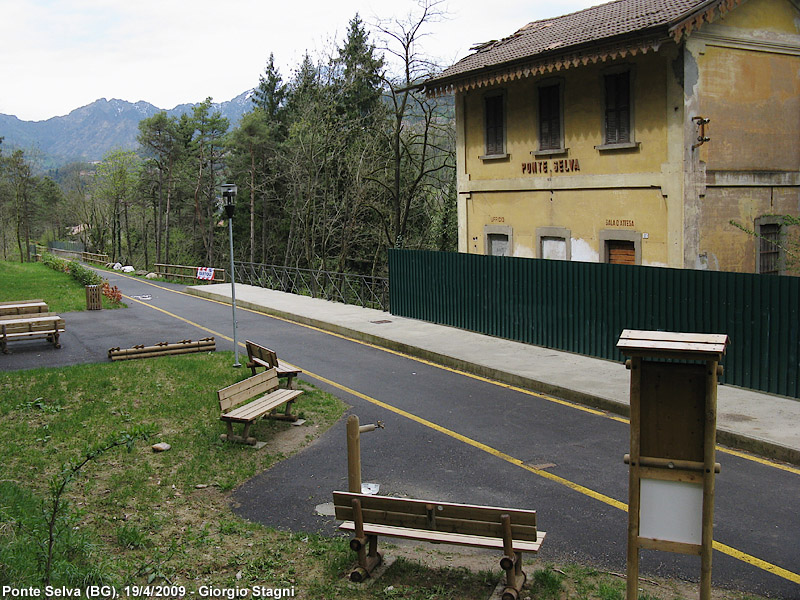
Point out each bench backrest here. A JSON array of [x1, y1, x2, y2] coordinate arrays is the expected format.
[[245, 340, 279, 368], [218, 368, 280, 412], [333, 491, 538, 541]]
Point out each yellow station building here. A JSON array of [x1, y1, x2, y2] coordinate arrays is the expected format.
[[425, 0, 800, 273]]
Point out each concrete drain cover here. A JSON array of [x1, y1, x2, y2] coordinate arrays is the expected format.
[[315, 502, 335, 516]]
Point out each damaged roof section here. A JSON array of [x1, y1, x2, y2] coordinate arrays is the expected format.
[[426, 0, 745, 96]]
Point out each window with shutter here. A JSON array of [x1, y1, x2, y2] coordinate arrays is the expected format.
[[606, 240, 636, 265], [604, 71, 631, 145], [756, 218, 785, 275], [539, 84, 561, 151], [599, 230, 641, 265], [484, 94, 505, 156]]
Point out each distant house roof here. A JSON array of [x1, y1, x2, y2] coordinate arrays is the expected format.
[[425, 0, 745, 95]]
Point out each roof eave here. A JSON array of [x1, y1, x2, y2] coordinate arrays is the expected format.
[[425, 0, 749, 97], [425, 28, 672, 97], [668, 0, 747, 41]]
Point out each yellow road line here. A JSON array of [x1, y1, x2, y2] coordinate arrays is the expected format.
[[712, 541, 800, 584], [114, 272, 799, 476], [305, 368, 799, 584], [122, 294, 227, 341], [117, 287, 799, 585], [305, 368, 630, 512]]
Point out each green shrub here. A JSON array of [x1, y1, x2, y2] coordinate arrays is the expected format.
[[67, 260, 104, 286], [40, 252, 70, 273], [40, 252, 104, 287]]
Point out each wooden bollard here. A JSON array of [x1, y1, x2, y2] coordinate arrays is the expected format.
[[346, 415, 385, 582], [347, 415, 362, 494], [346, 415, 384, 494]]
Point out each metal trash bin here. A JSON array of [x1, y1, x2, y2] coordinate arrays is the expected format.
[[85, 285, 102, 310]]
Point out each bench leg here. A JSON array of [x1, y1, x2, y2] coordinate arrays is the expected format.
[[220, 421, 235, 442], [269, 399, 298, 422], [350, 534, 381, 582], [1, 326, 7, 354], [238, 422, 257, 445], [349, 498, 382, 582], [286, 374, 298, 390], [499, 514, 526, 600], [220, 421, 257, 445], [499, 552, 526, 600]]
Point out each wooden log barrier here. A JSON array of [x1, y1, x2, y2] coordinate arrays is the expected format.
[[108, 337, 216, 361]]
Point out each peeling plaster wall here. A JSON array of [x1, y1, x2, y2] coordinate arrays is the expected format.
[[690, 0, 800, 272], [683, 40, 705, 270], [571, 238, 598, 262]]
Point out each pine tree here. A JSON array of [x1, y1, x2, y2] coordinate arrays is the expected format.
[[336, 15, 385, 120], [252, 53, 285, 124]]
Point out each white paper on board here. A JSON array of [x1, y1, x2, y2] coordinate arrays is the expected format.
[[639, 478, 703, 545]]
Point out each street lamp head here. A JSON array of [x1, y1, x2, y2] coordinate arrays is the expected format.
[[221, 183, 237, 219]]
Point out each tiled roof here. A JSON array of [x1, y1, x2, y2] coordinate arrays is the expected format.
[[426, 0, 742, 94]]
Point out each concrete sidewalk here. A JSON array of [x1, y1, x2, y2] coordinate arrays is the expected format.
[[188, 283, 800, 466]]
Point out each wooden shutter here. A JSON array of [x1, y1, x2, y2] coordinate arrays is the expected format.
[[485, 95, 504, 155], [759, 223, 781, 274], [604, 72, 630, 144], [539, 85, 561, 150], [607, 240, 636, 265]]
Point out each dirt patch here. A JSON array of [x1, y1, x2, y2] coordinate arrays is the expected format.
[[258, 421, 320, 456]]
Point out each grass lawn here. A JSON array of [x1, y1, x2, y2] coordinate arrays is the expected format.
[[0, 352, 503, 599], [0, 260, 123, 311], [0, 260, 768, 599]]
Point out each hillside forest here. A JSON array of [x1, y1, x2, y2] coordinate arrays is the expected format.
[[0, 4, 457, 277]]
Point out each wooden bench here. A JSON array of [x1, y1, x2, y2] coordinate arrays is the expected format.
[[333, 491, 545, 599], [0, 313, 65, 353], [0, 299, 49, 316], [217, 367, 304, 445], [245, 340, 302, 389]]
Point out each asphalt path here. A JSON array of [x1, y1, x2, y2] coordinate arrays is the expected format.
[[3, 270, 799, 598]]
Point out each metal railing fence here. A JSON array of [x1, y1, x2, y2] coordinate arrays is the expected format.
[[236, 262, 390, 311]]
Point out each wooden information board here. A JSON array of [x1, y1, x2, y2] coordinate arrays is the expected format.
[[618, 330, 729, 600]]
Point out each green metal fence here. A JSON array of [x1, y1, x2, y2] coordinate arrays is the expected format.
[[388, 249, 800, 398]]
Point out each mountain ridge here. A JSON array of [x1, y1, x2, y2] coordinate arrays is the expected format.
[[0, 92, 254, 169]]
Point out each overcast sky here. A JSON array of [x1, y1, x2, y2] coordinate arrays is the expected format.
[[1, 0, 599, 122]]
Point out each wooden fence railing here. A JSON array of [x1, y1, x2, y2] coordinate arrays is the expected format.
[[81, 252, 111, 265], [154, 263, 226, 283]]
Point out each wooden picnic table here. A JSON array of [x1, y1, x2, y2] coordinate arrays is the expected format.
[[0, 313, 65, 353]]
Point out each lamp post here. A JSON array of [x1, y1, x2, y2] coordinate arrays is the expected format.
[[221, 183, 241, 367]]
